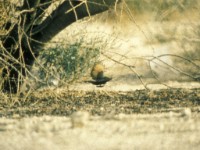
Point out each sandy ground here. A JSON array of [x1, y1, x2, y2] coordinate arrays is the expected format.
[[0, 109, 200, 150]]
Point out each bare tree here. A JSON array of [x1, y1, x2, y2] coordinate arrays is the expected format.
[[0, 0, 120, 93]]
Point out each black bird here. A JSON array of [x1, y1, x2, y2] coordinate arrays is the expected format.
[[88, 76, 112, 87], [88, 63, 112, 87]]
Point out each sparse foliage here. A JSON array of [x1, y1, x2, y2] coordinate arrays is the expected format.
[[0, 0, 119, 93], [36, 39, 100, 87]]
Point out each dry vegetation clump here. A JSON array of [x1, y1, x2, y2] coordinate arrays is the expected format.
[[0, 1, 10, 35], [0, 1, 10, 91], [0, 1, 22, 93], [0, 88, 199, 117]]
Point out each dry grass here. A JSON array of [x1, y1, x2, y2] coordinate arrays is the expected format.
[[0, 88, 199, 117], [0, 1, 9, 35]]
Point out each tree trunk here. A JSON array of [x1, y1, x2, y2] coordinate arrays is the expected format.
[[1, 0, 119, 93]]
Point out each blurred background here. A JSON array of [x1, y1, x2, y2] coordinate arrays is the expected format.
[[37, 0, 200, 90]]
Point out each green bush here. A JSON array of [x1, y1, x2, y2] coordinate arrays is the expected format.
[[36, 39, 100, 86]]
